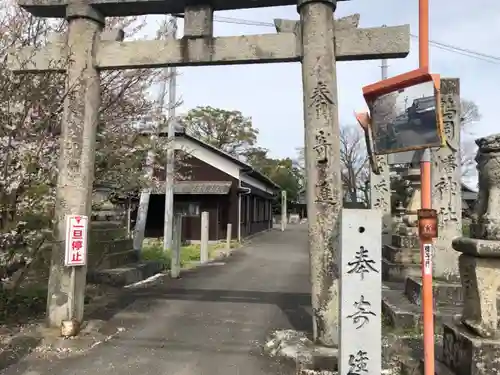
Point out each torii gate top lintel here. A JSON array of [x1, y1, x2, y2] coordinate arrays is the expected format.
[[18, 0, 350, 18]]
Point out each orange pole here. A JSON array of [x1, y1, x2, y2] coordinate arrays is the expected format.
[[419, 0, 430, 69], [419, 0, 435, 375]]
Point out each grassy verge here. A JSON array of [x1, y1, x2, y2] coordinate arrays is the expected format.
[[141, 238, 240, 270]]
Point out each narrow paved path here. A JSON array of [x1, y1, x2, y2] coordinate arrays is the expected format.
[[6, 226, 311, 375]]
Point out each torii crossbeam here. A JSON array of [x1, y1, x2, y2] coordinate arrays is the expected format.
[[18, 0, 351, 17], [8, 18, 409, 72]]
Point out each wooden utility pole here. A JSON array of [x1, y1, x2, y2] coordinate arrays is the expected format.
[[164, 16, 177, 255], [133, 17, 176, 255]]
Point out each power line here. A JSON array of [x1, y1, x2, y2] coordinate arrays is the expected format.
[[204, 15, 500, 65]]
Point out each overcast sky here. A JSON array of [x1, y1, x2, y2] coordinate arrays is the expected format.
[[140, 0, 497, 172]]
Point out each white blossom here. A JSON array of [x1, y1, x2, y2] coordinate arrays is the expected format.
[[0, 1, 178, 286]]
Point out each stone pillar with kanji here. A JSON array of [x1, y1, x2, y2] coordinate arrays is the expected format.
[[431, 78, 462, 280]]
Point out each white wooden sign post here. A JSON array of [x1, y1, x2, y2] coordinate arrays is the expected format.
[[64, 215, 88, 319]]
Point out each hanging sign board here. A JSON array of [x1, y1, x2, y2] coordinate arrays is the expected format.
[[64, 215, 89, 267], [361, 68, 444, 155]]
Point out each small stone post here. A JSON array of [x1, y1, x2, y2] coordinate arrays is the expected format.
[[170, 213, 182, 279], [226, 223, 232, 251], [281, 190, 287, 231], [200, 211, 209, 263], [431, 78, 462, 280], [46, 4, 103, 327], [298, 0, 343, 346]]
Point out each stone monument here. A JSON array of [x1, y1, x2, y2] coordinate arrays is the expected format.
[[438, 133, 500, 375], [431, 78, 462, 281]]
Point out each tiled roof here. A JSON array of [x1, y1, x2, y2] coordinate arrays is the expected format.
[[143, 128, 280, 191], [152, 181, 232, 195]]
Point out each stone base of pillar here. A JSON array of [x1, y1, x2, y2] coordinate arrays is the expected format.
[[439, 322, 500, 375], [263, 330, 338, 372]]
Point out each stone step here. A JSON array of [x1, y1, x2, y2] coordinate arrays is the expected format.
[[383, 244, 420, 264], [404, 276, 463, 306], [384, 320, 449, 375], [382, 258, 421, 282], [382, 288, 461, 334], [404, 276, 500, 309], [406, 327, 500, 375]]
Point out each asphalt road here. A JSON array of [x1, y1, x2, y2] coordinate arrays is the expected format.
[[5, 226, 311, 375]]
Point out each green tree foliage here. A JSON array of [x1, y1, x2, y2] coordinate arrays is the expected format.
[[244, 147, 303, 204], [180, 106, 258, 156]]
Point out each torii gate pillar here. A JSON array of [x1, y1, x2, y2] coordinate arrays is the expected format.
[[299, 0, 342, 347], [48, 4, 103, 327]]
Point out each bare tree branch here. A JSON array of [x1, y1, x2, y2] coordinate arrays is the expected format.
[[340, 125, 368, 203]]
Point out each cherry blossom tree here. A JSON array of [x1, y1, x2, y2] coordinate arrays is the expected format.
[[0, 1, 173, 291]]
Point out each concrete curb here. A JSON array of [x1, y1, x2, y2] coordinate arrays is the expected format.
[[87, 260, 164, 287]]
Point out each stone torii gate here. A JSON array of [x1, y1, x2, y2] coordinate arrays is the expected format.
[[9, 0, 409, 347]]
